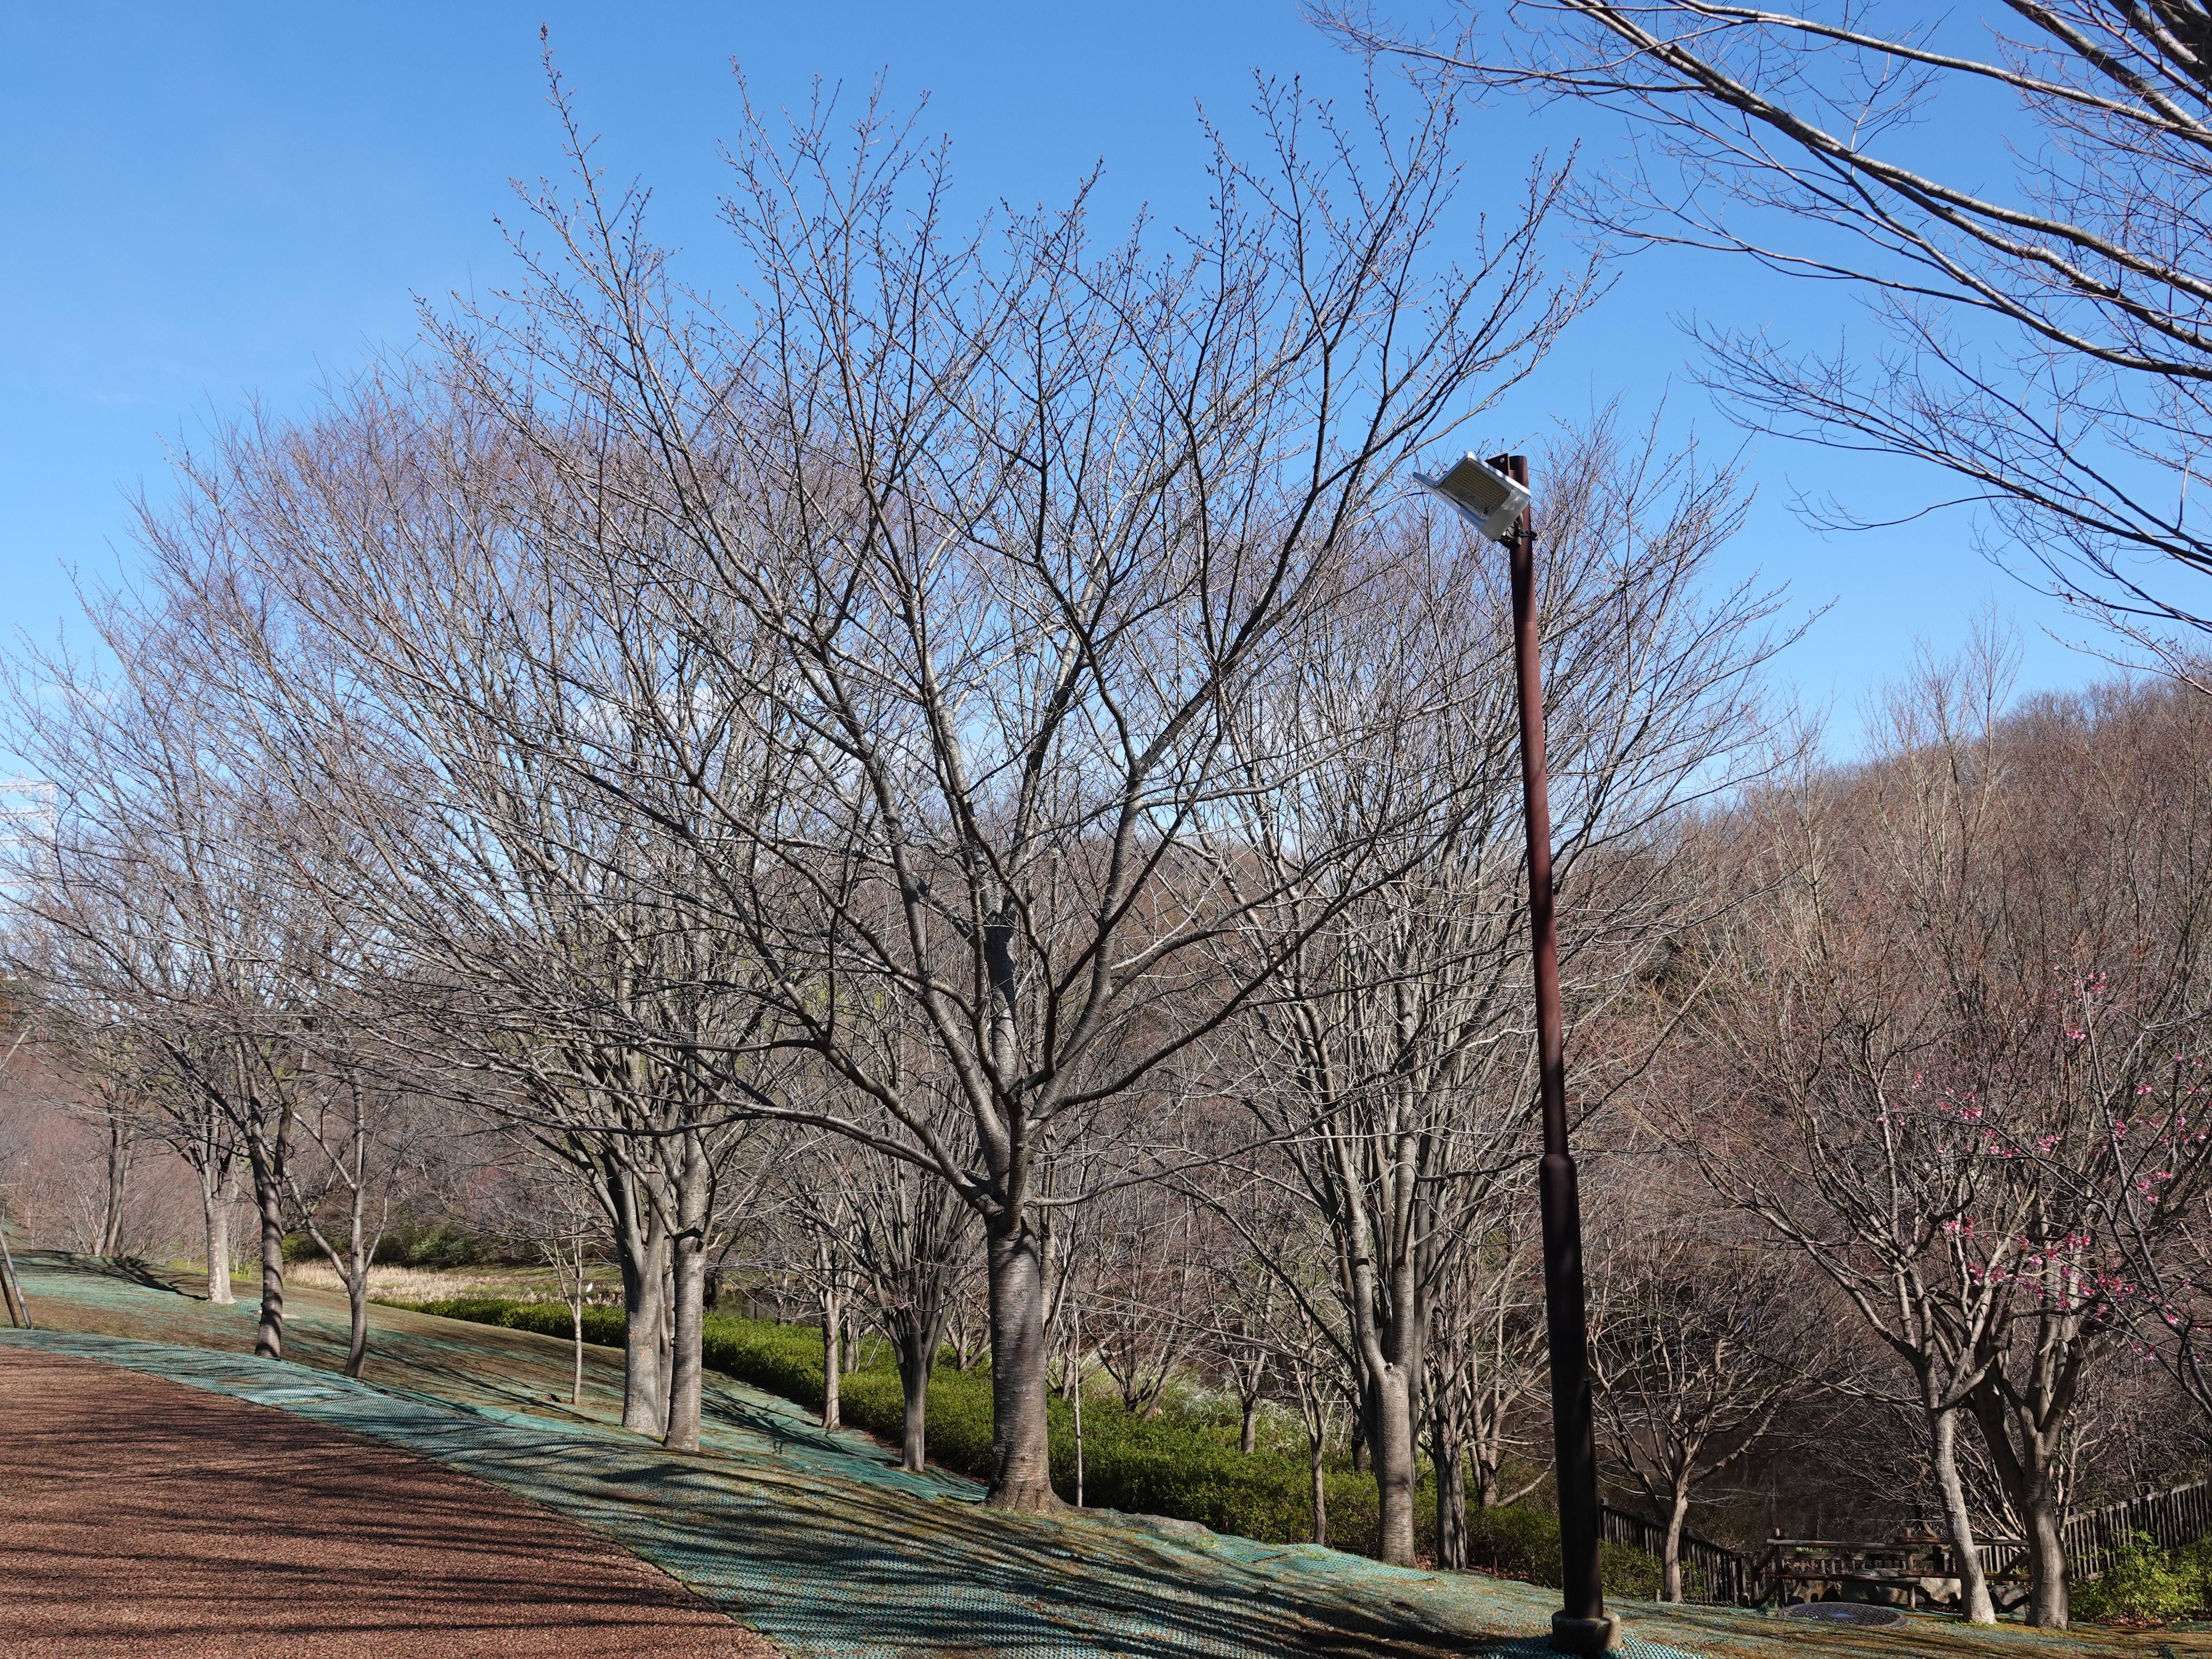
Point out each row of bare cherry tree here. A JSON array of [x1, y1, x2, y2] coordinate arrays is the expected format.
[[4, 70, 2210, 1634]]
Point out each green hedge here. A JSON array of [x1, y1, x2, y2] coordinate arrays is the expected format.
[[395, 1293, 1657, 1591], [408, 1295, 628, 1343], [1462, 1503, 1663, 1598]]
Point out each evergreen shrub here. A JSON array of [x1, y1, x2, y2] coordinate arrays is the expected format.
[[2072, 1533, 2212, 1624], [373, 1224, 495, 1268]]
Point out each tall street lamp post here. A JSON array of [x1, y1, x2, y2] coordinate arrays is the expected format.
[[1413, 453, 1617, 1659]]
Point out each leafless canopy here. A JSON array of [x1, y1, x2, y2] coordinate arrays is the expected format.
[[1323, 0, 2212, 646]]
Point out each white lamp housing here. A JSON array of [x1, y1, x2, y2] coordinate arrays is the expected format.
[[1413, 452, 1530, 544]]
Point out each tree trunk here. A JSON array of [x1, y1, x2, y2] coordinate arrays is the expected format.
[[2024, 1493, 2068, 1628], [1971, 1376, 2073, 1628], [253, 1188, 285, 1359], [1437, 1434, 1469, 1569], [1241, 1396, 1261, 1455], [658, 1260, 676, 1414], [339, 1129, 371, 1379], [98, 1116, 132, 1256], [664, 1133, 709, 1453], [201, 1165, 234, 1305], [984, 1214, 1059, 1510], [343, 1271, 369, 1378], [822, 1286, 843, 1432], [665, 1244, 706, 1451], [896, 1324, 934, 1472], [0, 1202, 31, 1328], [1309, 1422, 1330, 1547], [613, 1182, 671, 1436], [575, 1292, 593, 1407], [247, 1145, 287, 1361], [1663, 1488, 1690, 1603], [1367, 1365, 1420, 1567], [1930, 1406, 1997, 1624]]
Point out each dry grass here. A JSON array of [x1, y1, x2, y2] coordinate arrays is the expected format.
[[284, 1262, 554, 1302]]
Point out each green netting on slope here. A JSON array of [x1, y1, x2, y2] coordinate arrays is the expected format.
[[9, 1254, 972, 1498], [7, 1325, 1579, 1659], [3, 1256, 1728, 1659]]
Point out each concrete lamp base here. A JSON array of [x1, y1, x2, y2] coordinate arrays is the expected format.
[[1548, 1611, 1622, 1656]]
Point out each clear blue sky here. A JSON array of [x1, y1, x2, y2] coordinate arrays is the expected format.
[[0, 2, 2099, 749]]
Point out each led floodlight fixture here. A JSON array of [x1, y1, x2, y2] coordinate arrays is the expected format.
[[1413, 452, 1531, 543]]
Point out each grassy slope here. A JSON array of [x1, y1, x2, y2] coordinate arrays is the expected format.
[[398, 1293, 1658, 1594]]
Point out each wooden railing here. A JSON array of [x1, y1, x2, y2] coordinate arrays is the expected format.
[[1598, 1505, 1751, 1605], [2062, 1480, 2212, 1580], [1589, 1482, 2212, 1609]]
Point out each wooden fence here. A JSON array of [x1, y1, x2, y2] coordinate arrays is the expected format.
[[2056, 1480, 2212, 1580], [1600, 1480, 2212, 1609], [1599, 1505, 1751, 1605], [1972, 1481, 2212, 1584]]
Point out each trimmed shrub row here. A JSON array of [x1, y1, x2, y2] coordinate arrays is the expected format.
[[396, 1293, 1657, 1592], [409, 1294, 628, 1345]]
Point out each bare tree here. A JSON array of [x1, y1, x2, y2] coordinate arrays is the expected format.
[[1589, 1207, 1818, 1601], [0, 622, 317, 1359], [40, 1027, 141, 1257], [126, 401, 788, 1451], [1210, 1298, 1281, 1458], [1425, 1199, 1551, 1568], [1212, 418, 1786, 1563], [1085, 1182, 1209, 1420], [283, 1032, 427, 1379], [491, 1141, 610, 1407], [0, 995, 154, 1260], [1327, 0, 2212, 650], [833, 1131, 979, 1470], [5, 827, 249, 1296], [1180, 1185, 1293, 1456], [347, 71, 1596, 1512], [776, 1057, 984, 1465], [1673, 641, 2212, 1626]]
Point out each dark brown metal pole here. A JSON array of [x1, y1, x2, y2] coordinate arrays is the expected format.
[[1493, 454, 1612, 1656]]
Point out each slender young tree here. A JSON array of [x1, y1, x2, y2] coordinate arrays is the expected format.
[[1589, 1219, 1817, 1601], [1212, 419, 1786, 1563], [1425, 1203, 1551, 1567], [282, 1032, 426, 1379]]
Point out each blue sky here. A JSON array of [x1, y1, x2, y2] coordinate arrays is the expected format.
[[0, 2, 2101, 749]]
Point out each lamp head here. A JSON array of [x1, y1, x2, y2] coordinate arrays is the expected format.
[[1412, 452, 1530, 544]]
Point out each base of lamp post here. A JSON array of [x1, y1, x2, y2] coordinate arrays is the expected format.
[[1549, 1611, 1621, 1656]]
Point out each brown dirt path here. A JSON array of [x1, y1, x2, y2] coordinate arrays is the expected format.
[[0, 1346, 781, 1659]]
